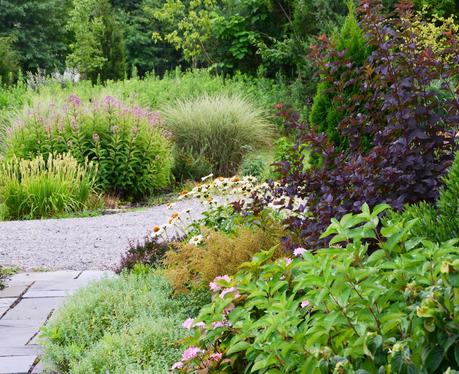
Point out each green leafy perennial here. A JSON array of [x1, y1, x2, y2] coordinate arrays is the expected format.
[[177, 204, 459, 373]]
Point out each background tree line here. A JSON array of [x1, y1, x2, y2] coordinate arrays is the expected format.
[[0, 0, 457, 87]]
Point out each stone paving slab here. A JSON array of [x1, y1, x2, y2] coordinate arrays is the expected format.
[[10, 271, 80, 283], [4, 298, 64, 321], [23, 289, 74, 298], [0, 320, 44, 347], [0, 356, 36, 374], [0, 299, 16, 317], [0, 270, 115, 373], [0, 284, 31, 299], [0, 346, 42, 357]]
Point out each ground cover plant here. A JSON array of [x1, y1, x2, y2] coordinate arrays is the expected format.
[[0, 267, 7, 290], [5, 95, 172, 200], [176, 204, 459, 373], [0, 153, 97, 220], [40, 268, 205, 373]]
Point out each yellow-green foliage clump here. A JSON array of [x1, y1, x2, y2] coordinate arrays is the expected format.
[[163, 225, 282, 293], [0, 153, 97, 220], [408, 9, 458, 61]]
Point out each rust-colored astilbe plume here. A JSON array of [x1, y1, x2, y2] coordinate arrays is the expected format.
[[163, 225, 283, 294]]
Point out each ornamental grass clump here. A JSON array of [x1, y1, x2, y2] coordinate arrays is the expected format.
[[5, 95, 173, 200], [0, 153, 97, 220], [161, 94, 274, 180]]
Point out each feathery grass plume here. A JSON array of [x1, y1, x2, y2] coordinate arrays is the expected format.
[[161, 94, 274, 179]]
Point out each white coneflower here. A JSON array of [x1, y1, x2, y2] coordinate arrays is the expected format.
[[151, 225, 163, 238], [189, 234, 203, 246], [168, 212, 180, 225]]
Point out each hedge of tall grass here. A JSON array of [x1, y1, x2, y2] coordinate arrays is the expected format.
[[0, 153, 97, 220], [162, 94, 274, 179], [5, 96, 173, 200], [20, 70, 285, 115]]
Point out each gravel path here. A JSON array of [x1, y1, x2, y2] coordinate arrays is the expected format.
[[0, 199, 209, 271]]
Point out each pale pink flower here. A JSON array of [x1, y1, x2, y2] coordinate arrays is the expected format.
[[171, 361, 183, 370], [67, 94, 81, 106], [182, 318, 194, 329], [219, 287, 237, 299], [209, 281, 220, 292], [293, 247, 306, 257], [223, 303, 235, 315], [194, 321, 205, 328], [284, 257, 293, 266], [212, 321, 225, 328], [214, 275, 231, 283], [182, 346, 203, 361], [210, 352, 223, 362], [301, 300, 310, 309]]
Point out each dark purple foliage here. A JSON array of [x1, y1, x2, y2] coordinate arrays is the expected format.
[[261, 0, 459, 249], [116, 236, 181, 273]]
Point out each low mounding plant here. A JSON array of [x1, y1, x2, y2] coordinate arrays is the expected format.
[[259, 0, 459, 248], [116, 236, 180, 273], [161, 94, 274, 180], [5, 95, 173, 200], [40, 269, 193, 373], [0, 153, 97, 220], [176, 204, 459, 373]]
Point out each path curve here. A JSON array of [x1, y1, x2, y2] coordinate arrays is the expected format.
[[0, 199, 209, 271]]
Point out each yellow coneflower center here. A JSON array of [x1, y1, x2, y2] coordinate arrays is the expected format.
[[152, 225, 161, 233]]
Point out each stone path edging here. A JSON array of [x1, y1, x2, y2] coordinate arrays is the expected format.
[[0, 271, 114, 374]]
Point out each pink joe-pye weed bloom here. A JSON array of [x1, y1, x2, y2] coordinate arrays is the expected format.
[[212, 321, 226, 329], [210, 275, 232, 293], [182, 346, 203, 362], [214, 275, 231, 283]]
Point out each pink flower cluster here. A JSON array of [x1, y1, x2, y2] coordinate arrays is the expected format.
[[219, 286, 240, 300], [181, 318, 205, 330], [209, 275, 231, 292], [171, 346, 205, 371], [293, 247, 306, 257]]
